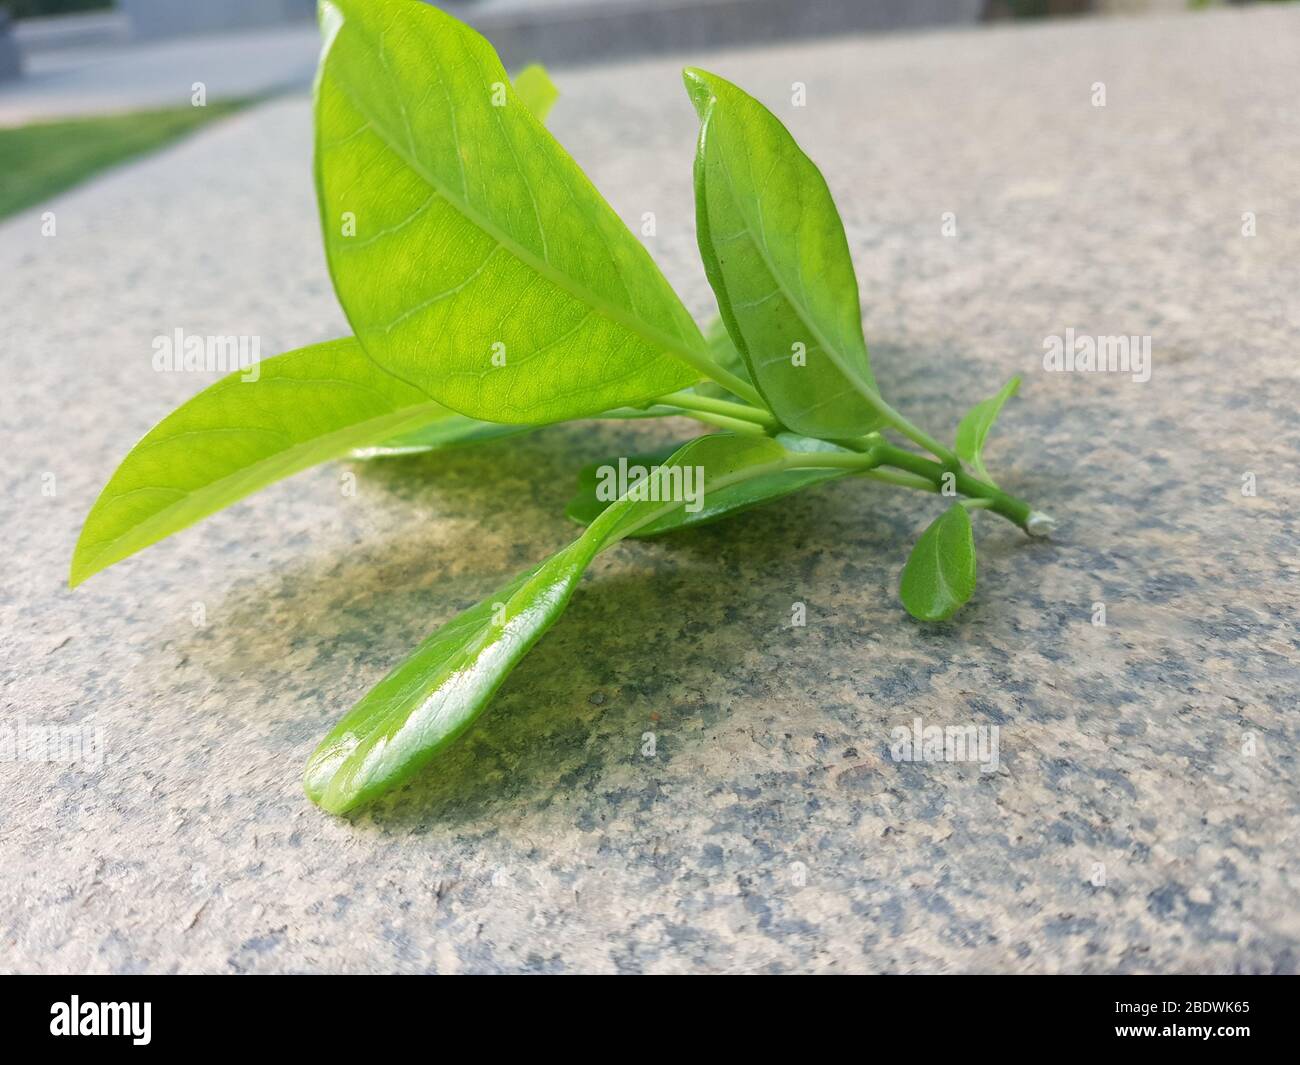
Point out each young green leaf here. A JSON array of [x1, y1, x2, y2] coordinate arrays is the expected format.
[[565, 434, 850, 534], [684, 67, 884, 439], [315, 0, 710, 426], [70, 338, 449, 587], [954, 376, 1020, 486], [304, 433, 792, 813], [511, 63, 559, 123], [898, 504, 978, 621]]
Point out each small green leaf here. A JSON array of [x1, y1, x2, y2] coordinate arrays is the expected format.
[[899, 505, 977, 621], [304, 433, 791, 813], [684, 67, 883, 439], [565, 433, 849, 534], [954, 377, 1020, 486], [316, 0, 706, 426], [71, 338, 448, 586], [511, 63, 559, 123]]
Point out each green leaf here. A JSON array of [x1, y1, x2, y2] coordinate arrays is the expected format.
[[315, 0, 706, 426], [954, 376, 1020, 486], [684, 67, 883, 439], [304, 433, 791, 813], [70, 338, 451, 587], [898, 505, 977, 622], [511, 63, 559, 123], [346, 58, 562, 461], [565, 433, 849, 534]]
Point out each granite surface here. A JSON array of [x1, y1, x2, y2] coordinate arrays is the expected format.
[[2, 7, 1298, 973]]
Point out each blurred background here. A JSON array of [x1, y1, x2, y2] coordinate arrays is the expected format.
[[0, 0, 1284, 216]]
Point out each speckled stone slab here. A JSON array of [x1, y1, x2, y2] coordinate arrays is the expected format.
[[2, 7, 1297, 973]]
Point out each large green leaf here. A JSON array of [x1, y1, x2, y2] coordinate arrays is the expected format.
[[954, 376, 1019, 486], [304, 433, 791, 813], [898, 504, 977, 621], [70, 338, 449, 587], [315, 0, 707, 426], [565, 433, 849, 534], [685, 68, 883, 439], [348, 59, 563, 460]]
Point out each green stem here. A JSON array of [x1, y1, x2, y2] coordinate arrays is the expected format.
[[873, 444, 1032, 529], [785, 442, 1040, 532], [871, 403, 960, 466], [671, 358, 765, 408], [675, 410, 766, 435], [859, 468, 938, 493], [656, 390, 779, 431]]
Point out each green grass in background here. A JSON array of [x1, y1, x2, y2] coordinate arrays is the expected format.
[[0, 99, 250, 219]]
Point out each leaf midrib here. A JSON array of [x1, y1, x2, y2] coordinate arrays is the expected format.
[[927, 519, 959, 608]]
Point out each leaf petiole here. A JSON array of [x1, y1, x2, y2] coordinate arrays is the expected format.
[[783, 441, 1045, 533], [690, 362, 768, 409], [655, 390, 780, 431], [859, 468, 939, 494], [872, 444, 1035, 530], [670, 410, 768, 435]]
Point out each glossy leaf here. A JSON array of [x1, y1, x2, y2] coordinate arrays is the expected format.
[[347, 57, 562, 460], [304, 433, 791, 813], [685, 67, 883, 438], [70, 338, 447, 587], [565, 433, 850, 534], [511, 63, 559, 123], [315, 0, 705, 426], [954, 376, 1019, 486], [899, 505, 977, 621]]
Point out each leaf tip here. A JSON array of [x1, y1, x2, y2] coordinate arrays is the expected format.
[[302, 733, 361, 814], [681, 67, 715, 118], [68, 541, 99, 589]]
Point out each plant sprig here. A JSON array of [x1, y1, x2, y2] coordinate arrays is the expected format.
[[71, 0, 1053, 814]]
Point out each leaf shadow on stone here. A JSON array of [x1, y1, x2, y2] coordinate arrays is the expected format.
[[180, 460, 913, 832]]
